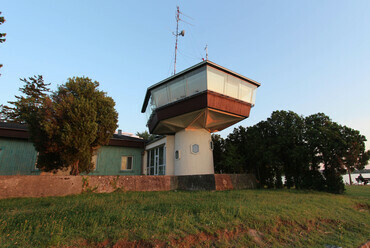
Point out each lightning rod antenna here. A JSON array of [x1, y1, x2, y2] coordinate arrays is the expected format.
[[173, 6, 185, 75], [205, 44, 208, 61]]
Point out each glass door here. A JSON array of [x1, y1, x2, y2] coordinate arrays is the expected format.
[[147, 145, 166, 175]]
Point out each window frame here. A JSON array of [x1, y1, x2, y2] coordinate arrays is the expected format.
[[146, 145, 166, 175], [32, 152, 40, 172], [121, 155, 134, 171], [0, 146, 4, 162], [210, 140, 214, 151], [175, 150, 180, 160], [91, 153, 98, 171], [191, 144, 199, 154]]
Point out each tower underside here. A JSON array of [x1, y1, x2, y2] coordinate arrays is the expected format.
[[147, 90, 252, 135]]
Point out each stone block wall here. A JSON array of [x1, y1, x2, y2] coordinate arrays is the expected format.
[[214, 174, 257, 190], [0, 174, 257, 199], [0, 176, 82, 199]]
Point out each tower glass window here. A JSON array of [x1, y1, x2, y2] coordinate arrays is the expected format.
[[206, 66, 258, 105]]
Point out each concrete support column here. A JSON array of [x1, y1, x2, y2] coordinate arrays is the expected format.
[[174, 129, 214, 175]]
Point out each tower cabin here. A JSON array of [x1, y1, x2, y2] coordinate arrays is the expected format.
[[141, 60, 260, 176]]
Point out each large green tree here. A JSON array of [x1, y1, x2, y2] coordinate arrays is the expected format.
[[304, 113, 347, 193], [211, 134, 225, 173], [222, 111, 308, 188], [265, 111, 308, 189], [222, 127, 248, 173], [1, 76, 118, 175], [0, 76, 50, 122], [339, 125, 370, 185], [217, 110, 369, 193]]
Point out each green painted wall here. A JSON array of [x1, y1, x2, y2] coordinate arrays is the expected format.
[[0, 138, 39, 175], [89, 146, 143, 176], [0, 138, 144, 175]]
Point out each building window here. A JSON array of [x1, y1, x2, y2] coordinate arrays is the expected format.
[[0, 147, 4, 162], [121, 156, 133, 171], [191, 144, 199, 154], [147, 145, 166, 175], [210, 141, 214, 150], [91, 153, 98, 171], [33, 152, 40, 171], [175, 150, 180, 160]]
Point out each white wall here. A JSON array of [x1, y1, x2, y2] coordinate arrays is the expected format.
[[145, 130, 215, 176], [174, 129, 214, 175], [165, 135, 175, 175]]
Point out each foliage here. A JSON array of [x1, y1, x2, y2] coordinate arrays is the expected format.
[[214, 110, 370, 194], [135, 130, 157, 142], [212, 134, 225, 173], [340, 126, 370, 184], [0, 187, 368, 247], [0, 12, 6, 73], [0, 76, 118, 175], [0, 76, 50, 123]]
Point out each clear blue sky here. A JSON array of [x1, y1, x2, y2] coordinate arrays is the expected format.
[[1, 0, 370, 151]]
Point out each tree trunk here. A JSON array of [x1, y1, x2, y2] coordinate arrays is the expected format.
[[347, 169, 352, 185], [70, 160, 80, 175]]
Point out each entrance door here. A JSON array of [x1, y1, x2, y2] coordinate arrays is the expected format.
[[147, 146, 166, 175]]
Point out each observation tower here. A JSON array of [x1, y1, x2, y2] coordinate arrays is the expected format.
[[141, 60, 260, 176]]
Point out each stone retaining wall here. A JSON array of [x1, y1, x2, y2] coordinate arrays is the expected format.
[[0, 174, 257, 199]]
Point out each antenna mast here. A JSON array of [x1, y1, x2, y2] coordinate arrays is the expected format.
[[205, 44, 208, 60], [173, 6, 185, 75]]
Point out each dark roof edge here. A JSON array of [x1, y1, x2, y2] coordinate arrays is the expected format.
[[0, 123, 145, 147], [144, 135, 166, 146], [0, 122, 28, 130], [140, 60, 261, 113]]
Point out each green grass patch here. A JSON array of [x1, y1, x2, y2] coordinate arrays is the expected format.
[[0, 186, 369, 247]]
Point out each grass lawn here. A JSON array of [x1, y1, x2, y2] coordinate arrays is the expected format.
[[0, 186, 369, 248]]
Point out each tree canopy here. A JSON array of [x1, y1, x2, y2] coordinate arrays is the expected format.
[[213, 110, 369, 194], [0, 76, 118, 175], [136, 130, 158, 142], [0, 11, 6, 74]]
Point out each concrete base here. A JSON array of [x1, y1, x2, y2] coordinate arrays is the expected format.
[[174, 129, 214, 176], [0, 174, 258, 199]]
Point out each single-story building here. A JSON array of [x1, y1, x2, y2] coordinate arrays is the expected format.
[[0, 122, 145, 175]]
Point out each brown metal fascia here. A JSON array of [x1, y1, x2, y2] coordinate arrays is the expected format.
[[207, 90, 253, 108], [0, 128, 29, 140], [148, 111, 159, 134], [108, 138, 145, 149], [146, 90, 254, 133], [147, 91, 208, 133]]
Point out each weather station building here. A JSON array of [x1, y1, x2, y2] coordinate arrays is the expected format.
[[141, 60, 260, 176], [0, 61, 260, 177]]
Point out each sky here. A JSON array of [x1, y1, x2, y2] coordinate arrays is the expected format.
[[1, 0, 370, 152]]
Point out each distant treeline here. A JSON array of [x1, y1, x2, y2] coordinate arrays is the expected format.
[[213, 110, 370, 194]]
